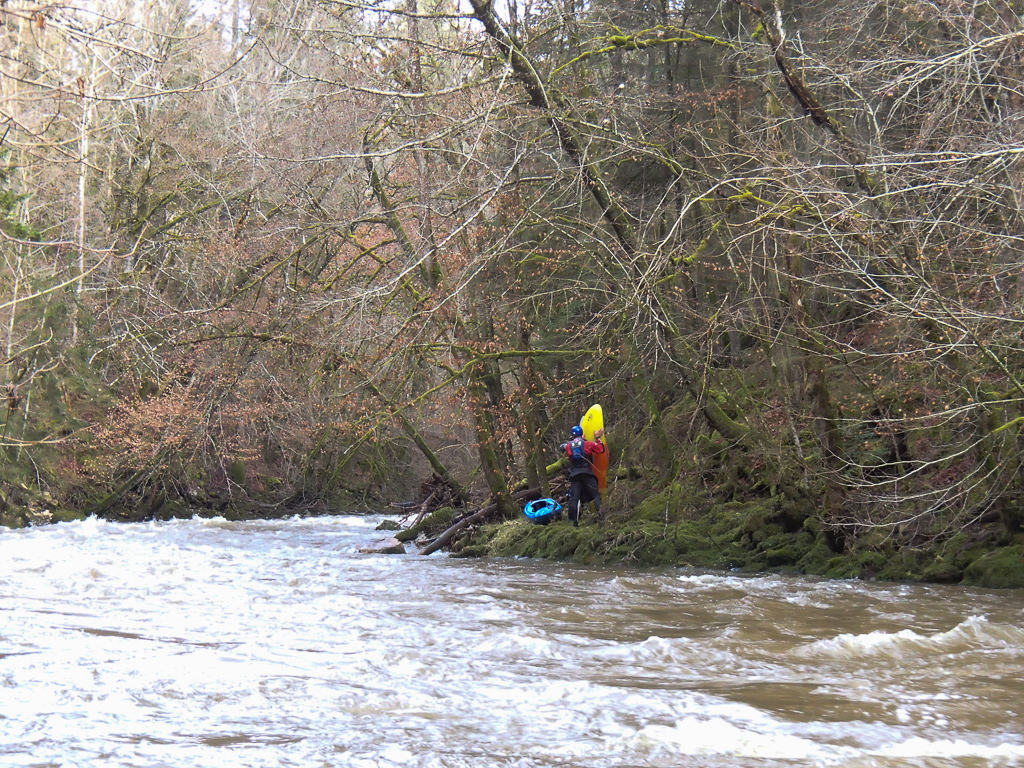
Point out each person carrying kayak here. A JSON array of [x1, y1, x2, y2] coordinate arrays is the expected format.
[[560, 425, 606, 527]]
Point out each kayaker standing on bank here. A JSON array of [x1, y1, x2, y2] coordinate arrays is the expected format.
[[560, 425, 606, 527]]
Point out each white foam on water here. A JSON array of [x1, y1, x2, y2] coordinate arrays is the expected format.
[[631, 719, 1024, 766], [591, 633, 695, 662], [473, 630, 562, 659], [872, 736, 1024, 760], [635, 715, 853, 761], [675, 572, 752, 590], [800, 615, 1024, 660]]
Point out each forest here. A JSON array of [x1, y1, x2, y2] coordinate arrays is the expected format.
[[1, 0, 1022, 585]]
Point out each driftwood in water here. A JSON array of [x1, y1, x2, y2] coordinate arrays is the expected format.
[[419, 486, 542, 556]]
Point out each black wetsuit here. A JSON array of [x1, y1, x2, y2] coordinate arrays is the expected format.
[[563, 437, 605, 526]]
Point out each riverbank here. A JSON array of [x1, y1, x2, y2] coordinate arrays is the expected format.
[[4, 459, 1023, 590], [393, 479, 1024, 590], [454, 508, 1024, 590]]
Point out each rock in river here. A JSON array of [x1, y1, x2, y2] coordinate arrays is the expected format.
[[358, 536, 406, 555]]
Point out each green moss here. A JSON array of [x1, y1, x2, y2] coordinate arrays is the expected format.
[[474, 515, 681, 566], [952, 542, 987, 572], [0, 506, 29, 529], [450, 544, 489, 558], [921, 558, 962, 584], [50, 508, 89, 523], [467, 495, 818, 572], [154, 502, 194, 521], [229, 459, 247, 487], [822, 550, 887, 580], [764, 530, 817, 568], [876, 549, 932, 582], [395, 506, 456, 542], [631, 482, 695, 525], [796, 538, 840, 575], [433, 462, 1024, 590], [962, 547, 1024, 589]]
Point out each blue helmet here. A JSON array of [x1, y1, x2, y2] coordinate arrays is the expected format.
[[571, 425, 583, 438]]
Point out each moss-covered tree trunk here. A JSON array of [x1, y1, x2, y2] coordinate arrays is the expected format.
[[465, 363, 515, 518], [520, 319, 551, 495]]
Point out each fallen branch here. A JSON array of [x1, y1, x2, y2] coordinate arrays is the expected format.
[[411, 487, 440, 527], [87, 448, 171, 516], [419, 485, 542, 556]]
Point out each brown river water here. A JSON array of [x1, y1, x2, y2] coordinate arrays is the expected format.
[[2, 515, 1023, 767]]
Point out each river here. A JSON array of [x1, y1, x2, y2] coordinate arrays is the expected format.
[[2, 515, 1023, 767]]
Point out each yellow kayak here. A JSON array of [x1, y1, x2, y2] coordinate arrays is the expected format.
[[580, 404, 608, 492]]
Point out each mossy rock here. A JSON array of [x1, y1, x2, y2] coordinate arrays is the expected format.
[[796, 538, 839, 575], [764, 536, 811, 568], [477, 520, 535, 555], [879, 548, 969, 584], [0, 506, 30, 529], [876, 549, 931, 582], [962, 547, 1024, 589], [631, 482, 696, 525], [706, 501, 755, 541], [395, 506, 456, 542], [752, 523, 786, 545], [450, 544, 489, 558], [709, 499, 792, 544], [711, 552, 756, 571], [154, 502, 195, 521], [823, 550, 887, 580], [822, 556, 858, 579], [50, 508, 89, 524], [375, 519, 402, 531], [921, 558, 962, 584], [853, 530, 894, 554], [477, 517, 678, 565], [603, 529, 678, 566], [220, 500, 259, 522], [445, 471, 1024, 589]]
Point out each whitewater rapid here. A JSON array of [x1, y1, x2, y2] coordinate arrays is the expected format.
[[2, 515, 1023, 767]]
